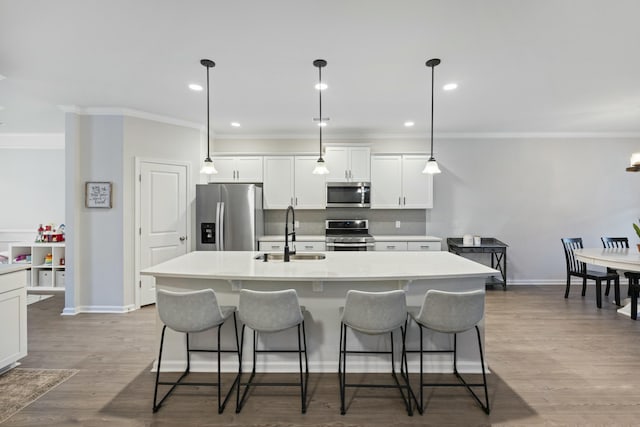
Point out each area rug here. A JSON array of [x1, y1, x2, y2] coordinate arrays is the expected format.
[[0, 368, 78, 424], [26, 294, 53, 305]]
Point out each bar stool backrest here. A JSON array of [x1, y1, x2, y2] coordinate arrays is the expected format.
[[342, 289, 407, 334], [156, 288, 226, 333], [414, 289, 485, 333], [239, 289, 303, 332]]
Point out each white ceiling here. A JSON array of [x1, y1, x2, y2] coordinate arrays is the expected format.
[[1, 0, 639, 139]]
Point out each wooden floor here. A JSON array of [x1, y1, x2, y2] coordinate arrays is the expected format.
[[4, 285, 640, 426]]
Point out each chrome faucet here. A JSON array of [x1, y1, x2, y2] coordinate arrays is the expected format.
[[284, 205, 296, 262]]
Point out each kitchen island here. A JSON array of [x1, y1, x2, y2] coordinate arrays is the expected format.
[[142, 250, 498, 374]]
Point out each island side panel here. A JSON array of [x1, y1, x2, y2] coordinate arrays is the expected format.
[[152, 276, 487, 374]]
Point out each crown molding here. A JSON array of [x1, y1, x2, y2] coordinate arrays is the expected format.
[[58, 106, 203, 130]]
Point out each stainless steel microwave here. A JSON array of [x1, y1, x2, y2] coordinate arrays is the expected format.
[[326, 182, 371, 208]]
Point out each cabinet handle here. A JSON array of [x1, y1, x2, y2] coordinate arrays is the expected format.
[[236, 170, 240, 180], [345, 170, 348, 179], [290, 197, 293, 205], [349, 170, 352, 179], [403, 196, 406, 205], [387, 245, 396, 249], [304, 245, 313, 249], [398, 197, 402, 206], [295, 197, 298, 205], [271, 245, 280, 249], [420, 245, 430, 249]]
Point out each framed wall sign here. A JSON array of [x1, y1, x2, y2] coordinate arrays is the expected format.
[[85, 181, 112, 208]]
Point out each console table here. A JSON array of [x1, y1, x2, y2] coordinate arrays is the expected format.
[[447, 237, 508, 290]]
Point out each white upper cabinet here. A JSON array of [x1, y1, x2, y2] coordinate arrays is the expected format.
[[263, 156, 326, 210], [208, 156, 263, 183], [324, 146, 370, 182], [263, 156, 295, 209], [294, 156, 326, 209], [371, 154, 433, 209]]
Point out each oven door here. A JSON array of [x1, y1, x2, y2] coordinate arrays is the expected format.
[[326, 242, 374, 251]]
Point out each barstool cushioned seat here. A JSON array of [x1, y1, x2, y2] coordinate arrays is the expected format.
[[153, 288, 239, 414]]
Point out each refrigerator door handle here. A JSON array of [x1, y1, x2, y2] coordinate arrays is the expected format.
[[215, 202, 221, 251], [219, 202, 225, 251]]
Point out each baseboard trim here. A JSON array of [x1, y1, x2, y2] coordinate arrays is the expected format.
[[62, 304, 137, 315]]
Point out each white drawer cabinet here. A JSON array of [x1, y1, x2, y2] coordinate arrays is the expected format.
[[375, 241, 408, 251], [0, 267, 28, 371], [260, 240, 326, 252], [407, 241, 442, 251], [295, 241, 326, 252]]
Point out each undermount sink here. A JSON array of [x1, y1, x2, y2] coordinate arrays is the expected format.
[[255, 253, 326, 261]]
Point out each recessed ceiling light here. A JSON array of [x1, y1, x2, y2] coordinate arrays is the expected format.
[[315, 83, 328, 91], [231, 122, 241, 127], [404, 121, 415, 127], [189, 83, 203, 91], [317, 121, 327, 127], [443, 83, 458, 91]]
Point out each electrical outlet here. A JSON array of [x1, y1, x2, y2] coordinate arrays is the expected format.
[[295, 220, 300, 228], [395, 221, 401, 228]]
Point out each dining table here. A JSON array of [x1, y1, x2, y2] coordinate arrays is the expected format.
[[574, 247, 640, 319]]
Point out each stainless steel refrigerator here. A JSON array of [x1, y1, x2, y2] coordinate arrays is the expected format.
[[196, 183, 264, 251]]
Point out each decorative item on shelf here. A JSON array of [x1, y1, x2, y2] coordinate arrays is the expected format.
[[422, 58, 442, 174], [626, 152, 640, 172], [60, 257, 65, 266], [312, 59, 330, 175], [473, 235, 482, 246], [36, 224, 44, 242], [463, 234, 473, 246], [44, 253, 53, 265], [199, 59, 218, 175]]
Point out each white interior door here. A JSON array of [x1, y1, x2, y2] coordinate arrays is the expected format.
[[140, 161, 188, 306]]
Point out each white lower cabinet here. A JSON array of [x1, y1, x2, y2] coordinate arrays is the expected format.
[[259, 240, 326, 252], [375, 241, 407, 251], [374, 240, 442, 251], [0, 268, 27, 371]]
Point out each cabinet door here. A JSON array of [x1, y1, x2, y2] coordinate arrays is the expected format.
[[296, 241, 326, 252], [371, 155, 402, 209], [402, 155, 433, 208], [349, 147, 371, 181], [294, 156, 326, 209], [259, 241, 285, 252], [207, 157, 236, 182], [374, 241, 408, 251], [236, 157, 263, 183], [263, 156, 295, 209], [407, 241, 441, 251], [323, 147, 350, 181]]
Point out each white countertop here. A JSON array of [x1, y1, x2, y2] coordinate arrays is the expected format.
[[259, 235, 442, 242], [142, 250, 498, 282], [0, 264, 29, 276]]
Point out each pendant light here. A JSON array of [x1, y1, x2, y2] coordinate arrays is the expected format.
[[422, 58, 442, 174], [626, 152, 640, 172], [200, 59, 218, 174], [312, 59, 330, 175]]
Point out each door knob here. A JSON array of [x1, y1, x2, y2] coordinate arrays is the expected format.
[[179, 236, 187, 241]]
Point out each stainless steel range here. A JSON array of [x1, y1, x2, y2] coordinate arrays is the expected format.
[[325, 219, 375, 251]]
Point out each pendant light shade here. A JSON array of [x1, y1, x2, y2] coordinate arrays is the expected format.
[[312, 59, 330, 175], [627, 152, 640, 172], [200, 59, 218, 175], [422, 58, 442, 175]]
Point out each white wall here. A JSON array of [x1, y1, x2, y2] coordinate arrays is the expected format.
[[0, 135, 65, 251]]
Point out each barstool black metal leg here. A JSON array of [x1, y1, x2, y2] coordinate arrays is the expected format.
[[340, 323, 347, 415], [297, 324, 306, 413], [152, 325, 167, 412], [475, 325, 490, 414], [235, 324, 246, 413]]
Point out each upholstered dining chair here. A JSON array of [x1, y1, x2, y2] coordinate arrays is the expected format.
[[561, 238, 620, 308]]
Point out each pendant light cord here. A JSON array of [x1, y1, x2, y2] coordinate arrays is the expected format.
[[430, 62, 434, 158], [206, 63, 211, 160], [318, 64, 323, 158]]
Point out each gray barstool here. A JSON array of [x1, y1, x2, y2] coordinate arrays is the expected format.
[[235, 289, 309, 413], [153, 288, 239, 413], [339, 289, 413, 415], [408, 289, 490, 414]]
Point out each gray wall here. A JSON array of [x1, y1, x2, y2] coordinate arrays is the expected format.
[[215, 136, 640, 284]]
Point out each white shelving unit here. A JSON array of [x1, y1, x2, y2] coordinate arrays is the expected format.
[[8, 242, 66, 291]]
